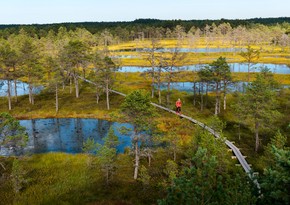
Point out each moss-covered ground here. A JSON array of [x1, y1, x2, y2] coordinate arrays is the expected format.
[[0, 39, 289, 204]]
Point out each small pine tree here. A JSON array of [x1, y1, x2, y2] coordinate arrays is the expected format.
[[82, 138, 99, 154], [138, 165, 151, 187], [163, 160, 178, 186], [104, 127, 119, 149], [0, 113, 28, 153]]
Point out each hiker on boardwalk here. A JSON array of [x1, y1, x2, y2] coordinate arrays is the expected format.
[[175, 98, 182, 114]]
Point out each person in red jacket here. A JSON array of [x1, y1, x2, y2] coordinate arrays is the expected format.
[[175, 98, 182, 114]]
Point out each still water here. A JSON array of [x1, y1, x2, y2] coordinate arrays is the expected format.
[[0, 118, 134, 156], [154, 81, 289, 93], [118, 63, 290, 74], [0, 80, 42, 97]]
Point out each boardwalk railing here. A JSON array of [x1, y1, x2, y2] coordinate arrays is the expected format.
[[80, 76, 259, 188]]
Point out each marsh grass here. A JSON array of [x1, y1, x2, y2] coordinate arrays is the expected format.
[[0, 38, 289, 204], [0, 151, 172, 205], [118, 53, 290, 66], [107, 38, 290, 66]]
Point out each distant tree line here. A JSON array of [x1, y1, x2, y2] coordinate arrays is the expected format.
[[0, 17, 289, 39]]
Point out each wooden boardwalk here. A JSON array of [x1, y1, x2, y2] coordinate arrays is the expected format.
[[80, 76, 259, 188]]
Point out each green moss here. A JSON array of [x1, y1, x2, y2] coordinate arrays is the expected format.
[[0, 152, 170, 205]]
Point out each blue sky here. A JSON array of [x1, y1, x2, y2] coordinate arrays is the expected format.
[[1, 0, 289, 24]]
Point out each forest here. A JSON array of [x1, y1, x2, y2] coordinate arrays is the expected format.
[[0, 17, 290, 39], [0, 18, 289, 205]]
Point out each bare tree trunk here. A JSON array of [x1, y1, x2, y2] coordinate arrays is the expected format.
[[14, 79, 18, 102], [96, 86, 99, 104], [223, 94, 227, 110], [198, 82, 201, 96], [166, 68, 174, 106], [151, 67, 155, 98], [218, 83, 221, 114], [28, 82, 31, 104], [218, 95, 221, 114], [69, 76, 72, 94], [215, 82, 219, 115], [29, 90, 31, 103], [255, 122, 260, 152], [29, 84, 34, 105], [193, 82, 196, 106], [74, 75, 79, 98], [158, 83, 161, 104], [31, 90, 34, 105], [200, 82, 203, 111], [166, 82, 170, 106], [205, 82, 208, 107], [106, 80, 110, 110], [55, 83, 59, 113], [7, 80, 12, 110], [134, 140, 139, 180], [223, 82, 227, 110], [0, 162, 6, 170], [157, 68, 162, 104], [148, 155, 151, 167]]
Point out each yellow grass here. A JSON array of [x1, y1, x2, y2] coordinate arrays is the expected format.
[[105, 38, 290, 66]]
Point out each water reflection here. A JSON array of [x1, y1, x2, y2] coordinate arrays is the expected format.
[[0, 118, 134, 156], [0, 80, 42, 97], [119, 63, 290, 74], [154, 82, 289, 93]]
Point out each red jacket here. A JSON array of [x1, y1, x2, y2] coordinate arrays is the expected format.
[[176, 100, 182, 107]]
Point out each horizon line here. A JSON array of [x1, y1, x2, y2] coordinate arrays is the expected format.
[[0, 16, 289, 26]]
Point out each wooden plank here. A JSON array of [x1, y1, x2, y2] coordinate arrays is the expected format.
[[79, 76, 260, 189]]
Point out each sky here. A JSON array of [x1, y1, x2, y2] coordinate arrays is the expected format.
[[0, 0, 289, 24]]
